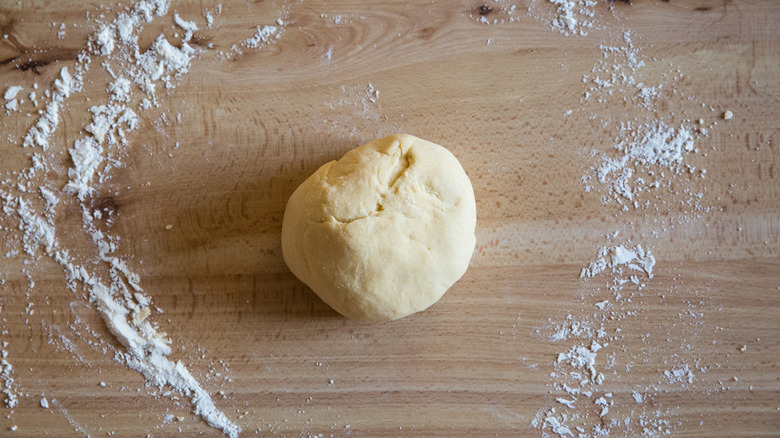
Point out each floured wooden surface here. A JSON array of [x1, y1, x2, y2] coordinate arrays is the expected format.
[[0, 0, 778, 436]]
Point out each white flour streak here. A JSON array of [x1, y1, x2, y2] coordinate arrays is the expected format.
[[92, 282, 240, 437], [217, 14, 286, 60], [22, 67, 78, 152], [1, 342, 18, 409], [173, 13, 199, 42], [1, 0, 243, 436], [65, 137, 104, 199], [243, 25, 279, 48], [4, 86, 23, 100]]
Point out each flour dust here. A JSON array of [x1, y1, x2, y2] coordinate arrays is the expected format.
[[0, 0, 285, 436]]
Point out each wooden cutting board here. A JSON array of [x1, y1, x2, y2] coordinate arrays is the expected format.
[[0, 0, 778, 436]]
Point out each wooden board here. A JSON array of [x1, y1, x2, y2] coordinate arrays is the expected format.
[[0, 0, 778, 436]]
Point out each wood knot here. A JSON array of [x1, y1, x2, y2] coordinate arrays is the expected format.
[[477, 5, 493, 16], [16, 59, 50, 75], [96, 196, 119, 218]]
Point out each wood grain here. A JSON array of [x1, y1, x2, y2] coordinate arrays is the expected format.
[[0, 0, 778, 436]]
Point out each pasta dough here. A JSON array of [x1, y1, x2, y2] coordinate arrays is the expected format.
[[281, 134, 476, 321]]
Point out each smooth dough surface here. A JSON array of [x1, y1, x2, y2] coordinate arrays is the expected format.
[[281, 134, 476, 321]]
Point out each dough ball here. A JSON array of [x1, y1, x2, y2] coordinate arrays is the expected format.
[[281, 134, 476, 321]]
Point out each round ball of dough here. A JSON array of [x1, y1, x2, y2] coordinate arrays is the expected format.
[[281, 134, 476, 321]]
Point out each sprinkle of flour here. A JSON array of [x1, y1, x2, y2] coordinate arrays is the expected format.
[[526, 17, 723, 436], [530, 4, 728, 432], [96, 25, 116, 56], [548, 0, 597, 35], [243, 25, 280, 48], [1, 343, 18, 409], [4, 86, 23, 100], [0, 0, 288, 435], [534, 242, 671, 436], [173, 13, 199, 42], [0, 1, 742, 436], [217, 14, 285, 60], [663, 364, 695, 385], [580, 244, 655, 281], [22, 67, 78, 151], [107, 77, 132, 102], [140, 36, 196, 79], [594, 120, 696, 207], [556, 341, 604, 384]]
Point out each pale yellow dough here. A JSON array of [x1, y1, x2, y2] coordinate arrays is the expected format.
[[281, 134, 476, 321]]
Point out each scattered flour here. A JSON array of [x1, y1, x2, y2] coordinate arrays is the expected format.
[[556, 341, 604, 384], [534, 243, 666, 436], [549, 314, 597, 343], [243, 25, 279, 48], [469, 0, 600, 35], [204, 4, 222, 29], [580, 31, 654, 107], [663, 364, 695, 385], [64, 137, 105, 198], [107, 77, 132, 102], [548, 0, 597, 35], [4, 86, 23, 100], [96, 25, 116, 56], [140, 36, 196, 80], [217, 16, 285, 60], [592, 121, 697, 209], [577, 30, 713, 215], [0, 1, 735, 437], [533, 410, 574, 436], [173, 13, 199, 42], [323, 82, 385, 133], [580, 244, 655, 281], [1, 342, 18, 409], [22, 67, 78, 152], [0, 0, 281, 435]]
